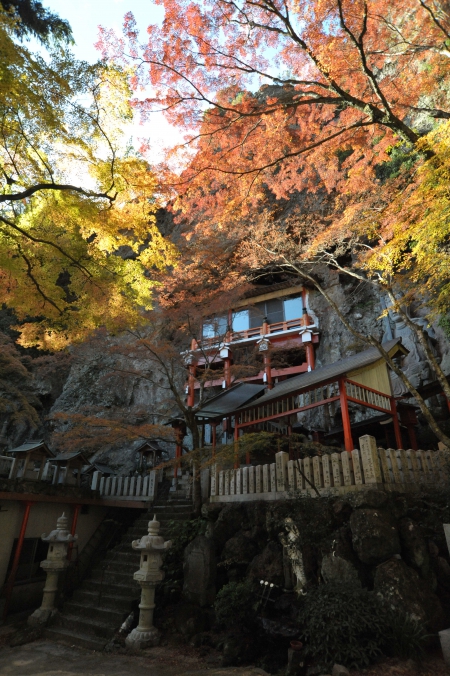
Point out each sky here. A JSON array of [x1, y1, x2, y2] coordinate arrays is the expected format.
[[41, 0, 181, 158]]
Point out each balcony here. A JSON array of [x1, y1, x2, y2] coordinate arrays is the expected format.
[[197, 316, 316, 350]]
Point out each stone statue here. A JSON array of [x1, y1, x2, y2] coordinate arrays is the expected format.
[[279, 518, 307, 594]]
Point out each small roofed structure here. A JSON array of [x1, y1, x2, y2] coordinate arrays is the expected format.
[[51, 451, 91, 487], [81, 461, 115, 477], [234, 339, 409, 454], [135, 441, 164, 473], [6, 440, 54, 481]]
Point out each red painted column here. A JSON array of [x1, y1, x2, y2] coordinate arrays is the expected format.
[[3, 501, 33, 620], [263, 352, 273, 390], [305, 344, 315, 371], [67, 504, 81, 561], [391, 398, 403, 449], [339, 378, 354, 452], [223, 357, 232, 388]]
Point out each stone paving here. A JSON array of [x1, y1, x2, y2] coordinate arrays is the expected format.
[[0, 640, 269, 676]]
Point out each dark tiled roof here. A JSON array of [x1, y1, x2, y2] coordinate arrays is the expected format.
[[53, 451, 90, 463], [196, 383, 266, 419], [7, 440, 54, 456], [238, 339, 406, 409], [135, 440, 162, 453]]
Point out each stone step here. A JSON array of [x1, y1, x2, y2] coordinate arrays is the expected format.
[[81, 578, 139, 598], [91, 565, 139, 581], [64, 601, 128, 625], [45, 627, 107, 651], [109, 550, 142, 562], [72, 588, 139, 611], [57, 613, 118, 639]]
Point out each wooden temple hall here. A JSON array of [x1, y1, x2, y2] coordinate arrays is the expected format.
[[181, 283, 419, 459]]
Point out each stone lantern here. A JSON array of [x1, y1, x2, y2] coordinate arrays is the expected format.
[[125, 515, 172, 650], [28, 512, 77, 626]]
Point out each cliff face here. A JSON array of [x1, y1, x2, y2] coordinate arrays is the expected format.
[[2, 271, 449, 467]]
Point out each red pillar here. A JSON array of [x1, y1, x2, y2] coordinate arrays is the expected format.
[[390, 398, 403, 449], [223, 357, 232, 388], [263, 352, 273, 390], [305, 344, 315, 371], [3, 501, 33, 620], [67, 504, 81, 561], [187, 362, 196, 407], [339, 378, 354, 452]]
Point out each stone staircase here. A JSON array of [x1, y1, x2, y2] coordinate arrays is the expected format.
[[46, 496, 193, 650]]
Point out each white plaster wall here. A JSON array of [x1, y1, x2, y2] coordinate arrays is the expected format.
[[0, 500, 108, 586]]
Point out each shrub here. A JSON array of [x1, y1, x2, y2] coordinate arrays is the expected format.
[[297, 582, 387, 670], [383, 609, 429, 661], [214, 579, 260, 628]]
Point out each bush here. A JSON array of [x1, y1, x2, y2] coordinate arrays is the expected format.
[[214, 579, 260, 628], [383, 609, 429, 661], [297, 582, 429, 670], [298, 582, 387, 670]]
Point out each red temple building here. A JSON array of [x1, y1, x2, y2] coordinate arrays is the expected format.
[[178, 281, 417, 465]]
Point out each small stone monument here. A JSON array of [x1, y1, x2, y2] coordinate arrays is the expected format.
[[28, 513, 77, 626], [125, 515, 172, 650]]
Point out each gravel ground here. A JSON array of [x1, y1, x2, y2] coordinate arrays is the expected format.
[[0, 640, 269, 676], [0, 638, 449, 676]]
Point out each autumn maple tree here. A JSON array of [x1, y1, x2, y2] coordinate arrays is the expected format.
[[0, 8, 176, 350]]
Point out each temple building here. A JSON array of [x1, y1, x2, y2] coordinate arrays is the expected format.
[[180, 281, 421, 463]]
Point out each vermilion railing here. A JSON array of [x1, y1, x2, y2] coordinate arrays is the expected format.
[[199, 316, 304, 348]]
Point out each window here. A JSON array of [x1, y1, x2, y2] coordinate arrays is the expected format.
[[6, 537, 48, 582], [230, 295, 305, 333], [202, 315, 228, 339], [284, 296, 303, 321], [232, 310, 250, 332]]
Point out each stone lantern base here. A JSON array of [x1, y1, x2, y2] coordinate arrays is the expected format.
[[125, 626, 160, 650], [28, 607, 58, 627]]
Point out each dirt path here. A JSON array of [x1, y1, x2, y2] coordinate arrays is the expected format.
[[0, 640, 269, 676]]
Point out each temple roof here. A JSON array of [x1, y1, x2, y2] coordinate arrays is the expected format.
[[7, 439, 54, 456], [196, 383, 266, 419], [237, 339, 407, 409]]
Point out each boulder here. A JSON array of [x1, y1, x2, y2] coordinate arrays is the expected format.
[[175, 603, 212, 637], [248, 541, 285, 586], [349, 490, 388, 510], [374, 558, 443, 630], [398, 517, 433, 581], [321, 554, 360, 586], [183, 535, 217, 607], [201, 502, 223, 522], [221, 632, 259, 666], [212, 504, 245, 549], [350, 508, 401, 565], [222, 531, 259, 564], [332, 666, 349, 676]]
